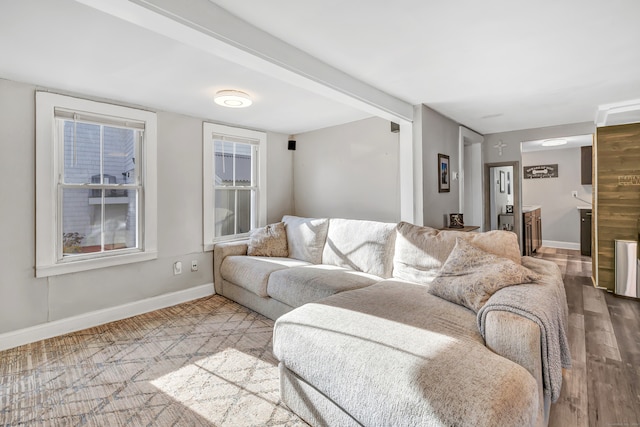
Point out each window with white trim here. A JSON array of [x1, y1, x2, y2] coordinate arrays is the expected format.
[[203, 123, 266, 250], [36, 92, 157, 277]]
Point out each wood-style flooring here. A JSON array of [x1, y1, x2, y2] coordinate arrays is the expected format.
[[536, 247, 640, 427]]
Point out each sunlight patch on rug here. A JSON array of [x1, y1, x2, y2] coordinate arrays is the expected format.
[[151, 347, 303, 426]]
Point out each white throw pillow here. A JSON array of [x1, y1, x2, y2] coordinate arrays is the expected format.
[[282, 215, 329, 264]]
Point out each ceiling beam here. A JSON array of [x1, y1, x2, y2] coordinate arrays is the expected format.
[[75, 0, 413, 124]]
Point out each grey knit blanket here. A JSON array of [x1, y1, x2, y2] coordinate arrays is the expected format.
[[477, 256, 571, 402]]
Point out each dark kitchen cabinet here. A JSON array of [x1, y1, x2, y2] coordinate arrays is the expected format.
[[580, 209, 592, 256], [581, 146, 592, 185], [523, 208, 542, 256]]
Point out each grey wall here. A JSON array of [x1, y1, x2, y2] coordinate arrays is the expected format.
[[483, 122, 595, 164], [421, 106, 462, 228], [522, 147, 591, 246], [292, 117, 400, 222], [483, 122, 595, 247], [0, 78, 292, 334]]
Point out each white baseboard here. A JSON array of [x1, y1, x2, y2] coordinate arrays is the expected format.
[[0, 283, 214, 352], [542, 240, 580, 250]]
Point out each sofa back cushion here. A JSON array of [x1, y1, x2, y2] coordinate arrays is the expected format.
[[393, 221, 522, 285], [282, 215, 329, 264], [321, 218, 397, 278]]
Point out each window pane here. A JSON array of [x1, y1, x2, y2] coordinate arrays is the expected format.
[[214, 140, 234, 186], [234, 143, 253, 187], [63, 122, 138, 185], [214, 140, 254, 187], [62, 188, 139, 256], [214, 189, 236, 237], [236, 189, 252, 233], [104, 126, 137, 185], [104, 189, 138, 252], [62, 188, 101, 255], [63, 121, 100, 184]]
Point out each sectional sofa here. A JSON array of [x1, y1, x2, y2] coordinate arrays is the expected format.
[[213, 215, 571, 426]]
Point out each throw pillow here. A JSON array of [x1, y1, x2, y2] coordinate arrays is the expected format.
[[429, 238, 540, 312], [247, 222, 288, 257], [282, 215, 329, 264], [393, 221, 522, 286]]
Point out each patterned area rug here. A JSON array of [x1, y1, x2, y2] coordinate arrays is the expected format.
[[0, 295, 307, 426]]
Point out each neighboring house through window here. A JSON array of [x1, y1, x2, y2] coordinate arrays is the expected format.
[[36, 92, 157, 277], [203, 123, 267, 250]]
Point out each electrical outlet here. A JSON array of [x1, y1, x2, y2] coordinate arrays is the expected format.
[[173, 261, 182, 275], [191, 260, 198, 272], [571, 191, 578, 198]]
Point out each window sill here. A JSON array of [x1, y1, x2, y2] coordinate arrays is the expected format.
[[36, 251, 158, 278]]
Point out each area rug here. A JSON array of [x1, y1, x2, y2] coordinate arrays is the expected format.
[[0, 295, 307, 426]]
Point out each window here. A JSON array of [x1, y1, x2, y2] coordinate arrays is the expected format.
[[36, 92, 157, 277], [203, 123, 266, 250]]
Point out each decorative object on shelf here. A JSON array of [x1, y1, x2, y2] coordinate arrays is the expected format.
[[438, 153, 450, 193], [506, 205, 514, 214], [499, 171, 505, 193], [524, 164, 558, 179], [449, 213, 464, 228]]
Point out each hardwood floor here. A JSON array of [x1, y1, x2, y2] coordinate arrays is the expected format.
[[535, 247, 640, 427]]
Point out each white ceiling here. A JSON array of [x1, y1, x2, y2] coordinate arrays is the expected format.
[[521, 134, 592, 153], [1, 0, 639, 135]]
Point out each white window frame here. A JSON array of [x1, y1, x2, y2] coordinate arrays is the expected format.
[[36, 92, 157, 277], [203, 122, 267, 251]]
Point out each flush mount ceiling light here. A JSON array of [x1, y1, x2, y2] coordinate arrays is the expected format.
[[214, 90, 252, 108], [541, 139, 568, 147]]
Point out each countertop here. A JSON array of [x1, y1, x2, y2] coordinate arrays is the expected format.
[[576, 206, 592, 210], [522, 205, 542, 213]]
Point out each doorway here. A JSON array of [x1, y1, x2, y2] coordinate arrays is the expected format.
[[484, 161, 520, 237], [458, 127, 484, 229]]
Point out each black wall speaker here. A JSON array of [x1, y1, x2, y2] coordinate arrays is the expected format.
[[390, 122, 400, 133], [288, 140, 296, 150]]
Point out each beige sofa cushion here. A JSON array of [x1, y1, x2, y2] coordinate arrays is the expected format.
[[321, 218, 396, 278], [430, 238, 540, 312], [282, 215, 329, 264], [247, 222, 288, 257], [267, 265, 379, 308], [393, 222, 521, 285], [220, 256, 310, 297]]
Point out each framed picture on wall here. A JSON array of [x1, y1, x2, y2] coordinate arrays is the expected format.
[[438, 153, 450, 193], [499, 171, 505, 193]]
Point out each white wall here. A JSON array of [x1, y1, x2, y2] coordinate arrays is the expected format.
[[522, 147, 591, 246], [266, 132, 294, 223], [292, 117, 400, 222], [421, 106, 462, 228], [0, 78, 292, 334]]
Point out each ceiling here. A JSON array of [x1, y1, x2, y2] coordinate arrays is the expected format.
[[521, 134, 592, 153], [1, 0, 639, 135]]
